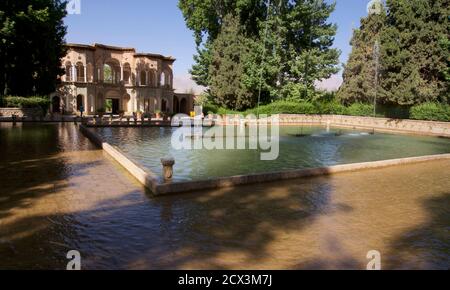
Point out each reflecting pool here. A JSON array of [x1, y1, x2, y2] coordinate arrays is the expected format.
[[94, 126, 450, 182], [0, 123, 449, 269]]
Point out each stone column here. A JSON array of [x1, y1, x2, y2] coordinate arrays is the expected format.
[[72, 65, 76, 82], [84, 66, 87, 83], [161, 158, 175, 181], [120, 65, 124, 82]]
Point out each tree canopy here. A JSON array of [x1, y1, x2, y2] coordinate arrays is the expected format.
[[179, 0, 340, 110], [0, 0, 67, 97], [339, 0, 449, 106]]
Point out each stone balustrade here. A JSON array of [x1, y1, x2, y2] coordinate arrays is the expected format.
[[0, 107, 43, 118]]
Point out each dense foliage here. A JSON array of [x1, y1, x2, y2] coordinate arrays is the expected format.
[[0, 0, 67, 97], [338, 1, 386, 104], [4, 96, 50, 112], [410, 103, 450, 121], [202, 99, 450, 122], [179, 0, 340, 110], [338, 0, 449, 106]]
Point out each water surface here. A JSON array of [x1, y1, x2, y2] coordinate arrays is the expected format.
[[0, 123, 449, 269], [94, 126, 450, 182]]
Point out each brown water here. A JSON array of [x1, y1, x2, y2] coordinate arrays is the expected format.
[[0, 123, 449, 269]]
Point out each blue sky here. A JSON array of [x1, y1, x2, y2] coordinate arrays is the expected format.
[[64, 0, 370, 92]]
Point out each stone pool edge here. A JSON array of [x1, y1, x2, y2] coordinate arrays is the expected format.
[[79, 124, 450, 196]]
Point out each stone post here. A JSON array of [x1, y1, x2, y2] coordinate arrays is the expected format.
[[161, 158, 175, 181]]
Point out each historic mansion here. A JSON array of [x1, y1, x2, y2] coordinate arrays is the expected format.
[[52, 43, 194, 115]]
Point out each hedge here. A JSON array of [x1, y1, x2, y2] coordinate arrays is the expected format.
[[410, 103, 450, 122], [4, 96, 50, 113], [201, 100, 450, 122]]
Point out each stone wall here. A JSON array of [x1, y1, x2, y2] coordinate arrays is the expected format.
[[220, 114, 450, 137], [0, 107, 43, 118], [278, 115, 450, 137]]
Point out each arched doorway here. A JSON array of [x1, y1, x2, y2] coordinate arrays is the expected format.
[[161, 98, 168, 112], [105, 91, 121, 115], [173, 96, 180, 113], [150, 97, 157, 112], [76, 95, 84, 111], [180, 98, 187, 114], [89, 95, 94, 113], [52, 96, 61, 113]]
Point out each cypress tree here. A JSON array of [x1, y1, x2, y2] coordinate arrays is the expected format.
[[338, 0, 386, 104], [380, 0, 449, 105], [209, 14, 254, 110]]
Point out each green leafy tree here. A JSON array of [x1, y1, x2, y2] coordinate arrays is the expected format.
[[0, 0, 67, 97], [380, 0, 449, 105], [179, 0, 265, 91], [281, 0, 340, 101], [338, 0, 386, 104], [179, 0, 340, 108]]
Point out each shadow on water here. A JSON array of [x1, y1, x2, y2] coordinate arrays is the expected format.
[[0, 123, 99, 219], [0, 122, 449, 270], [0, 123, 103, 269], [384, 192, 450, 270], [0, 172, 343, 269]]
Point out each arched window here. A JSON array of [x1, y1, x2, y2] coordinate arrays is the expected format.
[[103, 64, 113, 83], [65, 62, 72, 82], [160, 70, 172, 88], [148, 70, 154, 87], [76, 62, 85, 82], [166, 72, 172, 88], [123, 63, 131, 84], [140, 71, 147, 86], [86, 63, 94, 82], [160, 72, 166, 87]]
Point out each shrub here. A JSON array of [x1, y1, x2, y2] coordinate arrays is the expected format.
[[202, 103, 219, 115], [217, 107, 242, 115], [210, 100, 450, 122], [346, 103, 374, 116], [377, 104, 410, 119], [410, 103, 450, 122], [4, 96, 50, 113], [247, 101, 316, 115], [314, 101, 347, 115]]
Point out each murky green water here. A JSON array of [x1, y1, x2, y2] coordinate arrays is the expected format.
[[94, 126, 450, 182]]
